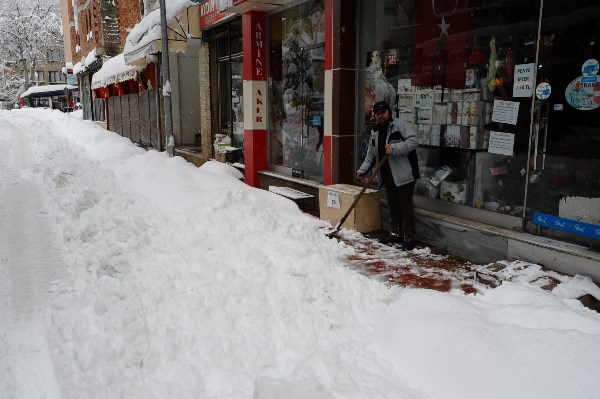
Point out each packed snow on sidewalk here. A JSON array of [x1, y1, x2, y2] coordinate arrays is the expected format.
[[1, 108, 600, 399]]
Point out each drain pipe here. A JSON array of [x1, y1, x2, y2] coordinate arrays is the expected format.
[[159, 0, 174, 157]]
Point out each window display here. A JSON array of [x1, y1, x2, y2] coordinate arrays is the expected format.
[[358, 0, 599, 248], [268, 0, 325, 182]]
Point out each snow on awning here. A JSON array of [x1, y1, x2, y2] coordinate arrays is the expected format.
[[72, 62, 85, 76], [91, 53, 140, 90], [72, 49, 101, 76], [123, 1, 200, 66], [20, 84, 78, 98]]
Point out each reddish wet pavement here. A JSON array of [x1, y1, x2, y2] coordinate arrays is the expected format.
[[338, 230, 481, 294]]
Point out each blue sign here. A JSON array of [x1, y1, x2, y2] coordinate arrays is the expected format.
[[533, 212, 600, 240], [67, 74, 78, 85], [581, 59, 599, 76], [312, 114, 322, 127], [580, 76, 598, 83]]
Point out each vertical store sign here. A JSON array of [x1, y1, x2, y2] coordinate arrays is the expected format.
[[242, 11, 268, 187], [243, 11, 267, 130]]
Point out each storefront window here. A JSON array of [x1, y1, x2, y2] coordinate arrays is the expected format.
[[358, 1, 542, 217], [268, 0, 326, 182], [526, 0, 600, 247], [358, 0, 599, 247], [213, 19, 244, 161]]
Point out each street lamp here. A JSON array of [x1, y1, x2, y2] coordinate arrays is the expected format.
[[159, 0, 174, 157]]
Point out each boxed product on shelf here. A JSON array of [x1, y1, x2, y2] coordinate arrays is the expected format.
[[397, 94, 415, 110], [463, 89, 481, 102], [397, 110, 415, 124], [472, 125, 486, 149], [484, 102, 493, 124], [456, 101, 463, 125], [460, 101, 470, 125], [397, 78, 415, 93], [430, 124, 442, 146], [451, 89, 463, 102], [415, 88, 434, 108], [416, 107, 433, 124], [417, 124, 431, 145], [446, 102, 458, 125], [440, 180, 467, 204], [429, 165, 453, 187], [444, 125, 461, 147], [433, 103, 448, 124]]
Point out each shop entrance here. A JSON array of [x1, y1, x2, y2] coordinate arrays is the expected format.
[[211, 18, 244, 163]]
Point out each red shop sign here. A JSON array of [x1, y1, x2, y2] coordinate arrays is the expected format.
[[198, 0, 234, 30]]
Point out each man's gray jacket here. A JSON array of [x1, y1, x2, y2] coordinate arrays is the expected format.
[[357, 118, 420, 187]]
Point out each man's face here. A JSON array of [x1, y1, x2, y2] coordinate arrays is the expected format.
[[374, 108, 390, 123]]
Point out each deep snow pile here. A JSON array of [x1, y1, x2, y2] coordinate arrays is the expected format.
[[1, 108, 600, 399]]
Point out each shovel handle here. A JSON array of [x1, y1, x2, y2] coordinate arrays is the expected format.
[[328, 153, 389, 236]]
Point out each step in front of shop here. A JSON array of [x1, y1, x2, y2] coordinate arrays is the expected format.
[[414, 208, 600, 283], [258, 170, 321, 210]]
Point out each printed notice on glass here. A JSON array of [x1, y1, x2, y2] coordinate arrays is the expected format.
[[488, 131, 515, 156], [491, 100, 520, 125], [513, 63, 535, 97], [327, 191, 341, 209]]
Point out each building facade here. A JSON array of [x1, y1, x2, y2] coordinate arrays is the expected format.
[[60, 0, 142, 121], [194, 0, 599, 273], [68, 0, 600, 277]]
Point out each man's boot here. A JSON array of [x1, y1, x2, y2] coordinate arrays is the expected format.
[[380, 227, 404, 245]]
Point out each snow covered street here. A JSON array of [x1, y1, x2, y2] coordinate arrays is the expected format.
[[1, 108, 600, 399], [0, 117, 63, 398]]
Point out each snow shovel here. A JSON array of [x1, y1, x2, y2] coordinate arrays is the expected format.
[[326, 153, 389, 238]]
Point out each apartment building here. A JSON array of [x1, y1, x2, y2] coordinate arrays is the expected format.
[[60, 0, 142, 120]]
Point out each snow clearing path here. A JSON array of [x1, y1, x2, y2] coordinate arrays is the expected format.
[[0, 117, 64, 398]]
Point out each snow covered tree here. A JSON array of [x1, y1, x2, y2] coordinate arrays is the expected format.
[[0, 0, 63, 102]]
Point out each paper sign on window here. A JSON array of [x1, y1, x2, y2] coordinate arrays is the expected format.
[[327, 191, 341, 209], [488, 131, 515, 156], [491, 100, 519, 125], [513, 63, 535, 97]]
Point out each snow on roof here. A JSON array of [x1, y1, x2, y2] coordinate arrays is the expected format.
[[20, 84, 78, 98], [92, 53, 141, 90], [124, 0, 193, 59], [73, 62, 84, 75]]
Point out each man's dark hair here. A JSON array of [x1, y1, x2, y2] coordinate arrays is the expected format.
[[372, 100, 392, 115]]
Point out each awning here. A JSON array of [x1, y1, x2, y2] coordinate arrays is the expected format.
[[228, 0, 289, 13], [92, 53, 140, 90], [20, 84, 78, 99], [123, 3, 200, 66]]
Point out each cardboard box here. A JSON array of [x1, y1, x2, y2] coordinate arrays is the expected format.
[[319, 184, 381, 233]]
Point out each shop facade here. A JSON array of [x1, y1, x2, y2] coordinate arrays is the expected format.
[[202, 0, 598, 254]]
